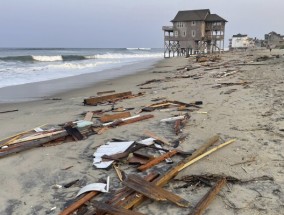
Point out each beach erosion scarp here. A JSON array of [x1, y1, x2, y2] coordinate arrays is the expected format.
[[0, 49, 284, 215]]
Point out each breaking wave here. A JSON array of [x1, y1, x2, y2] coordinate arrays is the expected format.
[[0, 53, 162, 62]]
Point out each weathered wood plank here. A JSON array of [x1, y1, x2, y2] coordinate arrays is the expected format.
[[123, 174, 190, 207], [108, 114, 154, 127], [84, 112, 94, 121], [189, 178, 227, 215], [119, 135, 220, 209], [143, 130, 171, 145], [59, 191, 99, 215], [100, 112, 131, 123], [84, 91, 132, 105], [89, 200, 145, 215], [138, 150, 178, 171]]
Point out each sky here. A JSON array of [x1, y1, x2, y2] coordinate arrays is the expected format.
[[0, 0, 283, 48]]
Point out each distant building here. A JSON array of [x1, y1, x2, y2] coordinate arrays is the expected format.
[[265, 31, 284, 48], [162, 9, 227, 58], [229, 34, 255, 50]]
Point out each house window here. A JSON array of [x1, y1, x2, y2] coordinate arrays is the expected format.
[[177, 22, 184, 28], [192, 21, 196, 26], [175, 31, 178, 37], [192, 30, 196, 37], [183, 31, 186, 36]]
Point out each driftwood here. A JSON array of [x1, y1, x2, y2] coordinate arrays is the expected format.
[[0, 109, 18, 114], [137, 79, 164, 86], [189, 178, 226, 215], [122, 174, 190, 208], [84, 91, 132, 105]]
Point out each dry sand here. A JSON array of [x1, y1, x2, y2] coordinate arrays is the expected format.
[[0, 49, 284, 215]]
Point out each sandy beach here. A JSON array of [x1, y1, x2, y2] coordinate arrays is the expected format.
[[1, 48, 284, 215]]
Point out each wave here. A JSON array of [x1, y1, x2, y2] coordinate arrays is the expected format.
[[0, 52, 162, 63], [0, 55, 88, 62]]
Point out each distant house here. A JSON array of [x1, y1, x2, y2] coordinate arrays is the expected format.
[[229, 34, 255, 50], [162, 9, 227, 58], [265, 31, 284, 48]]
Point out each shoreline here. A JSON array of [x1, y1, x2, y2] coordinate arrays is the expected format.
[[0, 58, 161, 104], [1, 49, 284, 215]]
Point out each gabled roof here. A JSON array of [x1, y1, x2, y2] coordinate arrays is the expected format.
[[205, 14, 227, 22], [171, 9, 210, 22]]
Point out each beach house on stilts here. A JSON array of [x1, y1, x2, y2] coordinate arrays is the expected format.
[[162, 9, 227, 58]]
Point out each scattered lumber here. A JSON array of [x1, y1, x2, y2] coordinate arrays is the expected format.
[[189, 178, 226, 215], [83, 91, 132, 105], [118, 135, 220, 209], [122, 174, 190, 208], [100, 112, 131, 123]]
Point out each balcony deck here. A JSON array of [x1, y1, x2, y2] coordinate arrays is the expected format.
[[162, 26, 173, 32]]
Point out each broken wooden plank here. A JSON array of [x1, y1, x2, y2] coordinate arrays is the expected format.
[[100, 112, 131, 123], [138, 150, 178, 172], [189, 178, 226, 215], [122, 174, 190, 207], [108, 114, 154, 127], [119, 135, 220, 209], [64, 126, 84, 141], [88, 200, 145, 215], [59, 191, 100, 215], [143, 130, 171, 145], [84, 112, 94, 121], [97, 90, 116, 96], [84, 91, 132, 106]]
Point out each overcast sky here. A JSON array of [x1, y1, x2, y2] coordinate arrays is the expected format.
[[0, 0, 283, 48]]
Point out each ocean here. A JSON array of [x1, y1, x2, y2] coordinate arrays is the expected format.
[[0, 48, 163, 89]]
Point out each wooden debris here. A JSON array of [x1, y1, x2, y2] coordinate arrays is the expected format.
[[59, 192, 100, 215], [64, 126, 84, 141], [122, 174, 190, 207], [128, 152, 153, 165], [118, 135, 220, 209], [64, 179, 80, 188], [177, 174, 274, 185], [84, 112, 94, 121], [100, 112, 131, 123], [137, 79, 164, 86], [88, 200, 145, 215], [138, 150, 178, 171], [84, 91, 132, 105], [144, 130, 171, 145], [0, 109, 18, 114], [189, 178, 226, 215], [107, 114, 154, 127], [97, 90, 116, 95]]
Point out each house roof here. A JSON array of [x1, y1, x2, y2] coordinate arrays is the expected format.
[[233, 34, 248, 38], [205, 14, 227, 22], [171, 9, 210, 22]]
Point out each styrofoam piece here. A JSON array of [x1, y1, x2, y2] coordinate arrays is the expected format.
[[76, 176, 110, 197]]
